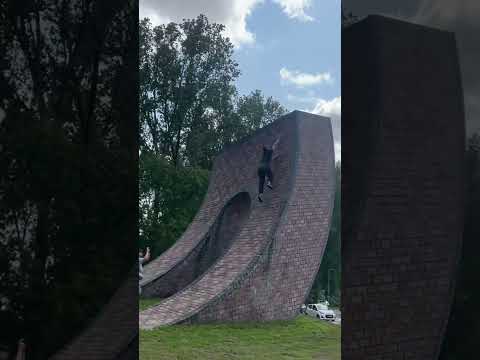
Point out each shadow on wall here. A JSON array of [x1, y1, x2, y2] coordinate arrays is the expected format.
[[159, 191, 252, 299], [192, 192, 252, 289]]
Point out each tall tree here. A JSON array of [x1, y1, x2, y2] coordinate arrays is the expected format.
[[0, 1, 137, 358], [217, 90, 287, 147], [139, 152, 209, 257], [140, 14, 240, 166]]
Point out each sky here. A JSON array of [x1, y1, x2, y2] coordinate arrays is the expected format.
[[139, 0, 341, 161]]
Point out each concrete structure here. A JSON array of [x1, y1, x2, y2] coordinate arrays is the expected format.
[[342, 16, 465, 359], [140, 110, 335, 329]]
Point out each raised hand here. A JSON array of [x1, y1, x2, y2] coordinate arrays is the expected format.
[[272, 137, 281, 151]]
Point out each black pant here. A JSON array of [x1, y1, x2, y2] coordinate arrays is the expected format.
[[258, 165, 273, 194]]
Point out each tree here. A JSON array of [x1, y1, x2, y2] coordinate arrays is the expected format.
[[139, 15, 239, 240], [139, 14, 240, 166], [0, 1, 137, 358], [217, 90, 287, 146], [139, 152, 209, 257]]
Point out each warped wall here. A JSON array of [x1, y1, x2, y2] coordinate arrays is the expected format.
[[140, 110, 336, 329], [342, 16, 465, 359], [50, 270, 138, 360]]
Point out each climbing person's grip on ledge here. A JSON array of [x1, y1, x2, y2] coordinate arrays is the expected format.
[[257, 137, 280, 203]]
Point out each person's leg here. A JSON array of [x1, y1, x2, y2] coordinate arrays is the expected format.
[[266, 167, 273, 189], [258, 167, 266, 202]]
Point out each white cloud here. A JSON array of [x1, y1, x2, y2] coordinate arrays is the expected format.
[[139, 0, 317, 48], [287, 95, 340, 160], [139, 0, 262, 48], [273, 0, 314, 22], [311, 96, 341, 117], [334, 141, 341, 163], [280, 67, 333, 87], [309, 96, 341, 162], [413, 0, 480, 25]]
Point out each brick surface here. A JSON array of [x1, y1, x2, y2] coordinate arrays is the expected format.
[[50, 269, 138, 360], [342, 16, 465, 360], [139, 110, 335, 329]]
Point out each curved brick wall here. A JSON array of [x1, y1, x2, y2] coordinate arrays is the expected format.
[[342, 16, 465, 359], [143, 191, 252, 299], [140, 110, 335, 329], [51, 270, 138, 360]]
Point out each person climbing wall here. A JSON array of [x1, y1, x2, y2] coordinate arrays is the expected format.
[[257, 137, 280, 202]]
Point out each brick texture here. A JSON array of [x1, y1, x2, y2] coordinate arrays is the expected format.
[[342, 16, 465, 360], [139, 110, 335, 329], [50, 269, 138, 360]]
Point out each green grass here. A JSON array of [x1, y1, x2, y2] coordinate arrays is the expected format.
[[140, 315, 340, 360], [140, 297, 163, 311]]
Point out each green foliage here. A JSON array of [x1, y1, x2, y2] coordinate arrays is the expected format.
[[139, 14, 239, 166], [139, 152, 209, 257], [233, 90, 288, 139], [140, 316, 340, 360], [139, 15, 287, 169], [0, 1, 137, 357], [0, 127, 136, 358]]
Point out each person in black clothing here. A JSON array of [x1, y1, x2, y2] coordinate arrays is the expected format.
[[257, 137, 280, 202]]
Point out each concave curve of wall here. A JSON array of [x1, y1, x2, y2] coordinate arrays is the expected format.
[[140, 113, 297, 297], [142, 191, 252, 298], [50, 269, 138, 360]]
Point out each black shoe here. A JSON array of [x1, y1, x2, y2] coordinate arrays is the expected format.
[[258, 194, 263, 202]]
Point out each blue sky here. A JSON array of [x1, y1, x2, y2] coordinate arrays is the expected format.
[[234, 0, 340, 106], [140, 0, 341, 160]]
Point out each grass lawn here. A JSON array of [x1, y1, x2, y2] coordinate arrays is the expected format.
[[139, 315, 340, 360], [139, 297, 164, 311]]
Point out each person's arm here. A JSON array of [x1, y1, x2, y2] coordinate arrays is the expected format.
[[144, 247, 151, 262], [16, 339, 25, 360], [271, 137, 280, 151], [270, 137, 281, 160]]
